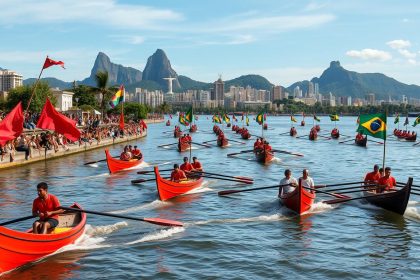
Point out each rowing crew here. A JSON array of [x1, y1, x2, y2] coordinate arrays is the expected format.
[[278, 169, 315, 197], [170, 156, 203, 182], [364, 165, 396, 193], [253, 138, 272, 152], [119, 145, 143, 161]]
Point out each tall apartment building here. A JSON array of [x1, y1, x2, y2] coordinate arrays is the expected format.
[[135, 88, 164, 107], [0, 70, 23, 100], [308, 81, 314, 97], [366, 93, 375, 105], [314, 83, 319, 95], [212, 77, 225, 107], [272, 85, 282, 101]]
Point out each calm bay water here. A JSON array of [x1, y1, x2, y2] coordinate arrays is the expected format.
[[0, 116, 419, 279]]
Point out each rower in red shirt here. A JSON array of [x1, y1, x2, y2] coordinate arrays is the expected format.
[[132, 145, 143, 159], [120, 146, 132, 161], [192, 156, 203, 172], [32, 182, 64, 234], [180, 156, 195, 172], [263, 141, 272, 151], [170, 164, 187, 182], [377, 167, 396, 193], [364, 164, 381, 185]]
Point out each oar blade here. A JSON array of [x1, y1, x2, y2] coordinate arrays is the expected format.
[[131, 179, 146, 184], [218, 190, 239, 196], [143, 217, 184, 227], [324, 197, 352, 204]]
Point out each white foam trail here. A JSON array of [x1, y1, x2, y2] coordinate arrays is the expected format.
[[189, 213, 288, 226], [89, 164, 98, 168], [405, 207, 420, 220], [408, 200, 418, 206], [309, 202, 334, 213], [126, 227, 185, 245], [110, 200, 169, 214], [85, 222, 128, 236], [272, 157, 282, 163]]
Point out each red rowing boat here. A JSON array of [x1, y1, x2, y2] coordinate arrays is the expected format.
[[0, 203, 86, 274], [254, 148, 274, 164], [290, 127, 297, 137], [280, 179, 316, 215], [105, 149, 143, 173], [217, 137, 229, 147], [331, 128, 340, 139], [154, 166, 203, 201], [178, 140, 191, 152]]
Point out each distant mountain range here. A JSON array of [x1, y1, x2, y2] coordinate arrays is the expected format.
[[15, 50, 420, 99]]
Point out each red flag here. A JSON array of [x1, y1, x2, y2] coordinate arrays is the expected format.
[[42, 56, 65, 69], [36, 98, 80, 141], [140, 120, 148, 130], [119, 111, 125, 130], [0, 102, 24, 145]]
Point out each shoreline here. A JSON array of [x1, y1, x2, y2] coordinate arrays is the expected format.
[[0, 118, 163, 171]]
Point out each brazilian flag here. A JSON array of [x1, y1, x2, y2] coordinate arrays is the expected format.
[[185, 106, 193, 123], [413, 116, 420, 127], [357, 113, 387, 140], [329, 114, 339, 121], [256, 111, 265, 125], [291, 115, 297, 122], [394, 114, 399, 124], [314, 115, 321, 122], [246, 114, 250, 126], [213, 115, 222, 124], [223, 114, 230, 123], [179, 114, 189, 126]]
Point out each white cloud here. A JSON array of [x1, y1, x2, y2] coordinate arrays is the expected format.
[[304, 2, 327, 12], [109, 35, 145, 45], [398, 49, 416, 59], [386, 39, 411, 49], [0, 0, 183, 30], [346, 49, 392, 61], [407, 59, 416, 65]]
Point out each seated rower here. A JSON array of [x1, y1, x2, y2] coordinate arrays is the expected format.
[[299, 169, 315, 193], [170, 164, 187, 182], [132, 145, 143, 159], [192, 156, 203, 172], [355, 132, 364, 141], [279, 169, 298, 197], [263, 141, 272, 152], [364, 164, 381, 186], [120, 146, 132, 161], [180, 156, 195, 173], [377, 167, 396, 193]]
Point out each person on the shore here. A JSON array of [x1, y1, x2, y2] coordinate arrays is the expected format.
[[364, 164, 381, 185], [377, 167, 396, 193], [15, 134, 30, 160], [192, 156, 203, 172], [279, 169, 298, 197], [171, 164, 187, 182], [32, 182, 64, 234], [299, 169, 315, 193]]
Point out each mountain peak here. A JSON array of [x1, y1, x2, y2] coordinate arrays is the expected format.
[[142, 49, 181, 90], [329, 61, 342, 69]]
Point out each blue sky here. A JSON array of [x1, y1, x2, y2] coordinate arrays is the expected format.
[[0, 0, 419, 87]]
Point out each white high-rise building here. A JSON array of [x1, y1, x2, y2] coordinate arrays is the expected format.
[[0, 70, 23, 92], [308, 82, 314, 97], [314, 83, 319, 95]]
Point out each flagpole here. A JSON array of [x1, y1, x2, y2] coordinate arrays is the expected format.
[[25, 63, 46, 113], [382, 112, 388, 170]]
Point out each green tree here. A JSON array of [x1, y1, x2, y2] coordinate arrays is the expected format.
[[109, 102, 149, 120], [6, 81, 57, 112], [156, 102, 171, 114], [72, 85, 99, 109], [92, 71, 116, 118]]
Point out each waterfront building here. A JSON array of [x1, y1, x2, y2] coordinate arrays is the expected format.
[[272, 85, 282, 101], [0, 70, 23, 101], [135, 88, 164, 108], [51, 88, 74, 112], [366, 93, 375, 105]]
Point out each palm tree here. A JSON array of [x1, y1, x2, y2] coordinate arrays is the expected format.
[[93, 71, 114, 120]]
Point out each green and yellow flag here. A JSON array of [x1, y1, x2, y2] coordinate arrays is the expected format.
[[185, 106, 193, 123], [213, 115, 222, 124], [357, 113, 387, 140], [256, 111, 265, 125], [179, 114, 189, 126], [246, 114, 249, 126], [291, 115, 297, 122], [329, 114, 339, 121], [314, 115, 321, 122], [413, 116, 420, 127], [223, 114, 230, 123], [394, 113, 399, 124]]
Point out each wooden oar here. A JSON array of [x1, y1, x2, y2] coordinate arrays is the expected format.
[[413, 142, 420, 146], [296, 134, 309, 139], [84, 156, 119, 165], [59, 206, 183, 227], [229, 139, 246, 144], [191, 142, 211, 148], [227, 149, 255, 156], [318, 135, 331, 140], [189, 174, 253, 184], [368, 139, 384, 145], [324, 191, 395, 205], [131, 178, 157, 184], [338, 138, 354, 144], [191, 171, 253, 181], [202, 139, 217, 144], [314, 181, 365, 189], [137, 169, 171, 174], [279, 131, 290, 136], [218, 184, 290, 196], [157, 142, 178, 148], [271, 149, 304, 157], [316, 184, 377, 193], [412, 192, 420, 196], [0, 215, 35, 226]]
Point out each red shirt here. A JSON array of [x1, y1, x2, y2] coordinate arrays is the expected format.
[[132, 148, 141, 156], [171, 169, 187, 182], [120, 152, 131, 161], [378, 176, 396, 192], [180, 162, 194, 172], [32, 194, 61, 221], [192, 161, 203, 171], [364, 171, 381, 183]]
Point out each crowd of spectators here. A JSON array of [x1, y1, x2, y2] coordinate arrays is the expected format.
[[0, 112, 147, 163]]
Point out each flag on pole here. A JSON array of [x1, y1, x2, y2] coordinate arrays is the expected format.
[[403, 116, 409, 126], [42, 56, 65, 69], [185, 106, 193, 123], [0, 102, 24, 145], [356, 113, 387, 140], [179, 114, 189, 126], [109, 85, 125, 108], [413, 116, 420, 127], [232, 114, 237, 121], [36, 98, 81, 141], [329, 114, 339, 121], [291, 115, 297, 122], [394, 113, 399, 124], [314, 115, 321, 122], [246, 114, 249, 126], [119, 111, 124, 130], [213, 115, 222, 124], [169, 114, 173, 119], [356, 114, 360, 124], [256, 111, 265, 125], [223, 114, 230, 123]]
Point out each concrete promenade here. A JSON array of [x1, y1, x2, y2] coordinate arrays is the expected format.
[[0, 118, 162, 171]]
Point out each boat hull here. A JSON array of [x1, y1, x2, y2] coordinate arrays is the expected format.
[[254, 149, 274, 164], [105, 149, 143, 173], [331, 130, 340, 139], [280, 181, 315, 215], [154, 166, 203, 201], [355, 137, 367, 147], [363, 178, 412, 215], [217, 138, 229, 147], [0, 203, 86, 274], [174, 130, 182, 138], [178, 141, 191, 152]]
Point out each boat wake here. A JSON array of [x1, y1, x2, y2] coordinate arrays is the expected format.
[[110, 200, 169, 214], [405, 207, 420, 220], [126, 227, 185, 245], [309, 202, 334, 213], [188, 213, 289, 226], [271, 157, 282, 163]]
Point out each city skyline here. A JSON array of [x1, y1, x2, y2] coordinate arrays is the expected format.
[[0, 0, 419, 86]]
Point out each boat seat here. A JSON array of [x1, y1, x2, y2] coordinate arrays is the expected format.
[[50, 227, 72, 234], [57, 212, 80, 227]]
